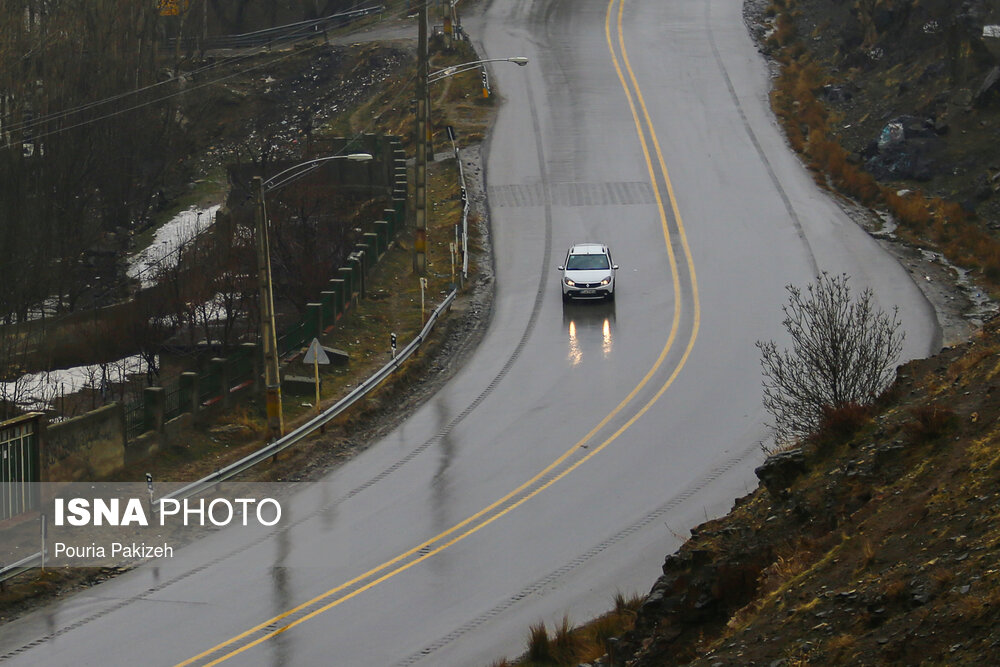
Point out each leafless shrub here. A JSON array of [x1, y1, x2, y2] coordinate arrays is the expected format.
[[756, 273, 904, 446]]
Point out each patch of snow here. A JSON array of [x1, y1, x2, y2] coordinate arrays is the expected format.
[[918, 248, 999, 327], [869, 210, 898, 238], [127, 205, 220, 288], [1, 355, 154, 413]]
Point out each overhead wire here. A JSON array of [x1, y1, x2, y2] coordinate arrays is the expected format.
[[0, 2, 420, 131], [0, 0, 431, 148]]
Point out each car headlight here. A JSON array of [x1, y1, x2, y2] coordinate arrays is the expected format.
[[600, 276, 611, 286], [564, 278, 576, 286]]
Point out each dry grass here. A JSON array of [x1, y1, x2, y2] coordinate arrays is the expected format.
[[824, 632, 857, 658], [766, 1, 1000, 292], [509, 593, 644, 666], [526, 622, 552, 662], [814, 403, 872, 446], [948, 337, 1000, 380], [860, 539, 876, 569], [551, 616, 576, 663], [881, 570, 909, 602], [903, 404, 958, 443], [930, 565, 955, 588], [763, 550, 815, 593], [724, 544, 818, 638], [955, 585, 1000, 621], [229, 404, 265, 437], [769, 10, 799, 49]]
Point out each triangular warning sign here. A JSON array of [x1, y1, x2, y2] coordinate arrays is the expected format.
[[303, 338, 331, 365]]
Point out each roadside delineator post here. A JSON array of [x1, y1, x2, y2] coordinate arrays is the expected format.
[[420, 277, 428, 323]]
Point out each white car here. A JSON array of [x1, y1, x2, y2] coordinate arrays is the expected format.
[[559, 243, 618, 302]]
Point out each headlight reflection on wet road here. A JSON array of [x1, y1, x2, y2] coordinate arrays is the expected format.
[[566, 316, 614, 365]]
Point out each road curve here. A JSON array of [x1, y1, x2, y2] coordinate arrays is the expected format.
[[0, 0, 939, 665]]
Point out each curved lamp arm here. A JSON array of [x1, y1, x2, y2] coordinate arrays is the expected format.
[[263, 153, 372, 192], [428, 57, 528, 84]]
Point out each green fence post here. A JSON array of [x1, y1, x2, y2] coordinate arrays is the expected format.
[[374, 221, 390, 250], [328, 278, 346, 315], [338, 267, 354, 303], [348, 253, 365, 299], [179, 372, 198, 415], [305, 303, 323, 338], [383, 208, 398, 237], [210, 357, 230, 408], [393, 196, 407, 226], [363, 232, 382, 258], [240, 342, 259, 390], [143, 387, 165, 433], [320, 291, 336, 328], [354, 245, 370, 271]]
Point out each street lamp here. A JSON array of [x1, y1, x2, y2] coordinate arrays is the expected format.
[[264, 152, 373, 192], [427, 57, 529, 83], [253, 152, 374, 440], [413, 55, 529, 275]]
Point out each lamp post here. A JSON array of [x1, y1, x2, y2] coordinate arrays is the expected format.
[[413, 54, 529, 275], [254, 152, 373, 440], [415, 0, 429, 275]]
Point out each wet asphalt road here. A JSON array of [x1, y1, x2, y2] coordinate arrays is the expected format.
[[0, 0, 939, 665]]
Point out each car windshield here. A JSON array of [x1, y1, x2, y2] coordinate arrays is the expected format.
[[566, 254, 610, 270]]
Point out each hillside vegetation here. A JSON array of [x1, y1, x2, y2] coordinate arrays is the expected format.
[[611, 1, 1000, 664]]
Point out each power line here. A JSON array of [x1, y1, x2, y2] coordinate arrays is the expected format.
[[1, 1, 427, 147]]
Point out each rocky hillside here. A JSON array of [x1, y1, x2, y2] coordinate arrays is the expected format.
[[618, 317, 1000, 664], [776, 0, 1000, 216], [611, 1, 1000, 665]]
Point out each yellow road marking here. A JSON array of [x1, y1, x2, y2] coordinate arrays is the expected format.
[[179, 1, 701, 663], [610, 0, 702, 395]]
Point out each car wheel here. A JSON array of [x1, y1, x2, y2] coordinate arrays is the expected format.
[[606, 291, 615, 302]]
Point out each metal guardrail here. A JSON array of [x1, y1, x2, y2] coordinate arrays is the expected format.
[[0, 288, 456, 584], [156, 288, 456, 507], [0, 551, 45, 583]]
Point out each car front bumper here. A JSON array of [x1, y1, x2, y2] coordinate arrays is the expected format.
[[563, 286, 613, 299]]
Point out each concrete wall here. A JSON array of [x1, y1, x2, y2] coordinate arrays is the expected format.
[[44, 404, 125, 481], [125, 412, 194, 465]]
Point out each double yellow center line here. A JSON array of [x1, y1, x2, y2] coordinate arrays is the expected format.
[[177, 1, 699, 663]]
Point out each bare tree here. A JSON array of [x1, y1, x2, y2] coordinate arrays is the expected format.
[[0, 322, 39, 420], [0, 0, 170, 322], [756, 272, 905, 447]]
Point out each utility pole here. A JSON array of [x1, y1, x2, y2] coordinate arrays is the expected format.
[[414, 0, 428, 275], [443, 0, 453, 50], [253, 176, 284, 439]]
